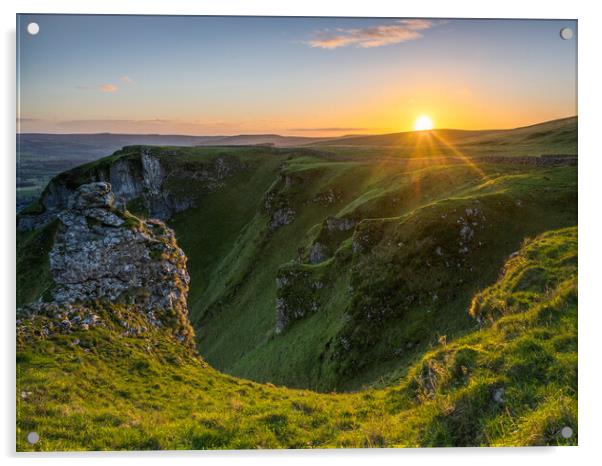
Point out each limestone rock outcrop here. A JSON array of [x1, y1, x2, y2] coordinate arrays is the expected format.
[[43, 181, 194, 343], [17, 147, 247, 231]]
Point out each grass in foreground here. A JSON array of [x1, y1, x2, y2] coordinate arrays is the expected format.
[[17, 227, 577, 450]]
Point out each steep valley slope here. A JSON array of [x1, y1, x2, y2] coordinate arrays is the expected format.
[[16, 117, 577, 449], [17, 223, 578, 449], [17, 118, 577, 392]]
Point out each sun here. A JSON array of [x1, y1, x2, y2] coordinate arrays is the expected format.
[[414, 115, 434, 131]]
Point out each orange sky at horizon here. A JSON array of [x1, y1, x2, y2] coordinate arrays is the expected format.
[[18, 16, 577, 137]]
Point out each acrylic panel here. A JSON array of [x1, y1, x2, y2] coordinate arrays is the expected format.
[[16, 15, 577, 451]]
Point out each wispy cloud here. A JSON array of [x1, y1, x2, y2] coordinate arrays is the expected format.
[[305, 19, 434, 49], [120, 75, 134, 84], [75, 83, 119, 93], [99, 83, 118, 93]]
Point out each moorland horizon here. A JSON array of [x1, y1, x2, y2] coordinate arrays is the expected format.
[[17, 114, 578, 138]]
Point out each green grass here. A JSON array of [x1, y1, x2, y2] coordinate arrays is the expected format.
[[16, 220, 59, 309], [168, 149, 575, 391], [15, 118, 578, 449], [313, 116, 577, 157], [16, 140, 577, 392], [16, 227, 577, 450]]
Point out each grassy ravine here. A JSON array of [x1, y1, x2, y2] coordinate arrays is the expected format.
[[17, 117, 578, 392], [17, 227, 577, 450], [176, 154, 576, 391]]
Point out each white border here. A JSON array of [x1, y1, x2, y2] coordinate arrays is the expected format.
[[3, 1, 601, 465]]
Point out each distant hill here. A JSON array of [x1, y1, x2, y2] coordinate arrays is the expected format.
[[17, 132, 329, 150], [313, 116, 577, 153], [199, 134, 330, 146], [18, 116, 577, 150]]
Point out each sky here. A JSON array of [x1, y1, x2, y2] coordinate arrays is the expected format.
[[17, 15, 577, 136]]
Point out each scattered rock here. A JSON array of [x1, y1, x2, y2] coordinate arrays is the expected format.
[[308, 242, 329, 264], [326, 216, 355, 232], [59, 319, 72, 332], [311, 188, 342, 206], [275, 268, 323, 332], [82, 315, 100, 326], [269, 207, 295, 230], [459, 225, 474, 241], [493, 387, 505, 404]]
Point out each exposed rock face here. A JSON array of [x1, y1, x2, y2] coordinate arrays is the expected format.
[[141, 152, 164, 196], [308, 242, 329, 264], [275, 267, 322, 333], [103, 150, 193, 220], [17, 302, 103, 342], [268, 207, 296, 230], [17, 148, 245, 231], [264, 174, 298, 231], [457, 207, 486, 254], [18, 151, 178, 231], [109, 158, 142, 207], [326, 216, 355, 232], [43, 181, 73, 211], [311, 188, 342, 206], [45, 182, 194, 343]]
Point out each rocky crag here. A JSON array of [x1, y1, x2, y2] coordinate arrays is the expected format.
[[20, 181, 195, 345], [17, 146, 245, 231]]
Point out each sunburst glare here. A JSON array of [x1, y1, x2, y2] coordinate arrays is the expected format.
[[414, 115, 434, 131]]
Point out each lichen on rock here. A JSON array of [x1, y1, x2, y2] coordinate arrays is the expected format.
[[41, 181, 195, 343]]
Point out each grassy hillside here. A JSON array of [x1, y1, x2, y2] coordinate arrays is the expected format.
[[17, 227, 577, 450], [318, 117, 577, 155], [16, 220, 59, 308], [15, 116, 578, 449], [312, 116, 577, 158], [17, 119, 578, 393], [163, 147, 576, 391]]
